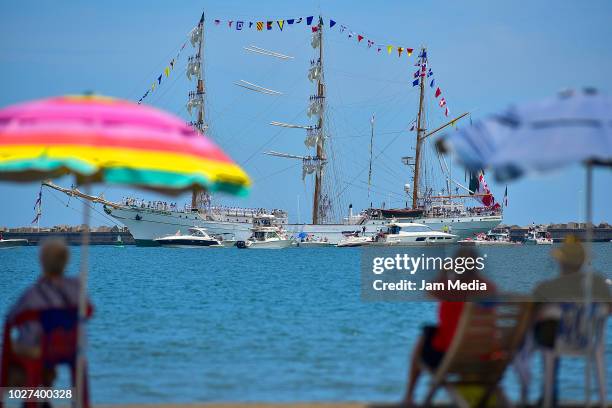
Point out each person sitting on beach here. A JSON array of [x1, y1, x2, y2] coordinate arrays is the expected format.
[[4, 239, 93, 387], [532, 234, 612, 347], [402, 247, 496, 407]]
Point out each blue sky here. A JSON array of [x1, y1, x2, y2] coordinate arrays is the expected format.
[[0, 0, 610, 228]]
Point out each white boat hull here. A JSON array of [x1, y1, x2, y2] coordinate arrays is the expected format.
[[0, 239, 29, 248], [105, 206, 502, 245], [244, 239, 294, 249]]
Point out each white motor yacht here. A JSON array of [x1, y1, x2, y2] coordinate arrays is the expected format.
[[237, 214, 293, 249], [154, 227, 222, 248], [372, 222, 457, 246]]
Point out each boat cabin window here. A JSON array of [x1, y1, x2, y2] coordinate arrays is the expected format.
[[388, 225, 431, 233]]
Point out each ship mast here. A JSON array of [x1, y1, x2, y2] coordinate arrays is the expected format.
[[412, 47, 427, 209], [189, 12, 208, 210], [312, 17, 326, 225]]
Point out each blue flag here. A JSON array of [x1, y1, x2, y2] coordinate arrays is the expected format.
[[430, 79, 435, 88], [413, 70, 420, 78], [306, 16, 314, 25], [330, 19, 336, 28], [412, 78, 419, 87], [157, 75, 162, 84]]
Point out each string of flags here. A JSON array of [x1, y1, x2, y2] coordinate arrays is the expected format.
[[410, 50, 450, 117], [212, 15, 416, 60], [213, 16, 317, 32], [138, 40, 188, 104], [332, 21, 413, 59]]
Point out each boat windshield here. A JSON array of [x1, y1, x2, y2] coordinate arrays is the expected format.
[[389, 225, 431, 234], [253, 231, 277, 241], [190, 229, 205, 236]]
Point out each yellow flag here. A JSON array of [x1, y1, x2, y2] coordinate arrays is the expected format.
[[164, 67, 170, 77], [387, 45, 393, 55], [256, 21, 263, 31], [151, 82, 156, 91], [397, 47, 403, 57], [277, 20, 284, 31]]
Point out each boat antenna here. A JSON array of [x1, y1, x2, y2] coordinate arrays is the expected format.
[[367, 114, 375, 199], [412, 46, 427, 209]]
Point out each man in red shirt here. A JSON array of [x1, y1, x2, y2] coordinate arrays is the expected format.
[[402, 248, 496, 407]]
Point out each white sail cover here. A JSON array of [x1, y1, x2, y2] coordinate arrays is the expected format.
[[304, 134, 318, 148], [443, 89, 612, 181], [190, 26, 202, 47], [311, 32, 321, 49], [307, 66, 321, 83], [186, 60, 200, 81], [186, 96, 202, 116]]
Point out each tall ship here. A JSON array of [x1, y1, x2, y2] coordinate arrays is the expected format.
[[45, 13, 501, 245]]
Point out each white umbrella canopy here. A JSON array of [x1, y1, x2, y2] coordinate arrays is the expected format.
[[442, 88, 612, 181], [441, 88, 612, 406]]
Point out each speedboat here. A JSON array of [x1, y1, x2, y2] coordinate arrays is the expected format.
[[459, 231, 520, 246], [237, 214, 293, 249], [372, 222, 457, 246], [154, 227, 222, 248], [0, 237, 28, 248], [337, 233, 374, 247]]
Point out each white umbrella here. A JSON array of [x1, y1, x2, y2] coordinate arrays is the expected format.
[[441, 87, 612, 406], [442, 88, 611, 179]]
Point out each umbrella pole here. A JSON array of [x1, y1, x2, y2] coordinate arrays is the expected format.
[[76, 182, 91, 408], [584, 162, 593, 406]]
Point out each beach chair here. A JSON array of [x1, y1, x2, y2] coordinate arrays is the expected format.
[[422, 299, 533, 408], [542, 302, 608, 408], [0, 307, 91, 408]]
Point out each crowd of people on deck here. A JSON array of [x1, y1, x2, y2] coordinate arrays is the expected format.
[[120, 197, 287, 219], [121, 197, 178, 211], [1, 235, 610, 406]]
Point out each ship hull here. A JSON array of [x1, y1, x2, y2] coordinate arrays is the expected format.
[[106, 206, 501, 245]]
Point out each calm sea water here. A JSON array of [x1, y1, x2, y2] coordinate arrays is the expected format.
[[0, 244, 611, 404]]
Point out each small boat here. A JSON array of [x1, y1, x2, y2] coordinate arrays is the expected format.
[[459, 231, 521, 246], [213, 233, 239, 248], [337, 232, 374, 247], [154, 227, 222, 248], [372, 222, 457, 246], [525, 226, 553, 245], [114, 235, 125, 247], [295, 233, 334, 248], [237, 214, 293, 249], [0, 237, 29, 248]]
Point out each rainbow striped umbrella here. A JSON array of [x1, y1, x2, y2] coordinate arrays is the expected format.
[[0, 94, 250, 407], [0, 94, 250, 195]]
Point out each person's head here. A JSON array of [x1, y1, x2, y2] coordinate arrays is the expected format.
[[39, 239, 69, 278], [452, 247, 482, 279], [552, 235, 585, 274]]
